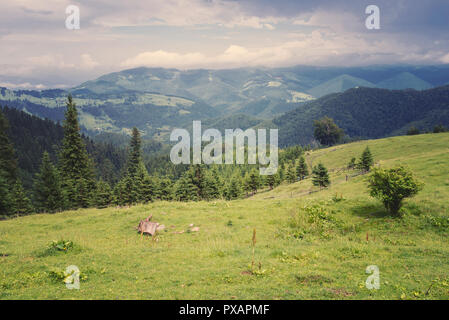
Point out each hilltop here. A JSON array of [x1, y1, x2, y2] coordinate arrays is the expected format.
[[1, 132, 448, 299]]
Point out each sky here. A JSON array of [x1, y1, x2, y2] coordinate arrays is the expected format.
[[1, 0, 449, 89]]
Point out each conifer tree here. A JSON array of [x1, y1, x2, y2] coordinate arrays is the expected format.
[[247, 169, 261, 194], [358, 147, 374, 172], [296, 156, 309, 180], [141, 175, 155, 203], [225, 174, 242, 200], [174, 173, 198, 201], [203, 171, 221, 200], [113, 179, 126, 206], [0, 169, 12, 216], [0, 108, 18, 183], [157, 177, 173, 200], [286, 164, 297, 183], [278, 163, 285, 182], [10, 179, 33, 215], [127, 127, 143, 177], [95, 180, 112, 209], [59, 95, 95, 208], [312, 163, 330, 189], [33, 152, 64, 213], [265, 172, 279, 190], [210, 166, 223, 197], [190, 164, 206, 199], [243, 172, 251, 196]]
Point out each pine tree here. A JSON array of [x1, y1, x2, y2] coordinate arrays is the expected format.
[[358, 147, 374, 172], [157, 177, 173, 200], [121, 127, 153, 204], [286, 164, 297, 183], [312, 163, 330, 189], [113, 179, 126, 206], [225, 174, 242, 200], [174, 173, 198, 201], [10, 179, 33, 215], [95, 180, 112, 209], [127, 127, 142, 177], [59, 95, 95, 208], [140, 175, 154, 203], [278, 163, 285, 182], [0, 108, 18, 183], [265, 172, 279, 190], [190, 164, 206, 199], [296, 156, 309, 180], [243, 172, 251, 196], [210, 167, 223, 197], [33, 152, 64, 213], [247, 169, 261, 194], [0, 169, 12, 216], [203, 171, 221, 200]]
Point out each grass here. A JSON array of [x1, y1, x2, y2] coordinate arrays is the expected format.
[[1, 133, 449, 299]]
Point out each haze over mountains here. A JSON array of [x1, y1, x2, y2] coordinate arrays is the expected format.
[[1, 64, 449, 145]]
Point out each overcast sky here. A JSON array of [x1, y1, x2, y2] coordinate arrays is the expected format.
[[1, 0, 448, 89]]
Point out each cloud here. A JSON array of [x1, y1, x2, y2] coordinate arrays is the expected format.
[[0, 82, 47, 90], [122, 29, 445, 70], [80, 54, 99, 69], [440, 53, 449, 64]]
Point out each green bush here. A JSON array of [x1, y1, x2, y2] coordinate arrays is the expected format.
[[368, 166, 423, 216], [287, 204, 340, 239]]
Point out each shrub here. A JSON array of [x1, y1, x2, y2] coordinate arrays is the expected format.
[[368, 166, 423, 216], [287, 204, 340, 239]]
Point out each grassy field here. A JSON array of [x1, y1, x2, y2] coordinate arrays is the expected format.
[[1, 133, 449, 300]]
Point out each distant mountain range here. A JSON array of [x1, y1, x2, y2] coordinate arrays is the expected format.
[[1, 64, 449, 142]]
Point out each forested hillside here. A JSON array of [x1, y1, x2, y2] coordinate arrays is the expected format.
[[0, 106, 127, 188], [274, 85, 449, 147]]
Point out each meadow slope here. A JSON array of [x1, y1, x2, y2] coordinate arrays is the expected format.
[[1, 133, 449, 300]]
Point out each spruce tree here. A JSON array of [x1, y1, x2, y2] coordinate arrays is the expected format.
[[243, 172, 251, 196], [0, 169, 12, 216], [121, 127, 153, 204], [312, 163, 330, 189], [174, 174, 198, 201], [33, 152, 64, 213], [296, 156, 309, 180], [127, 127, 142, 177], [10, 179, 33, 215], [113, 179, 126, 206], [0, 108, 18, 183], [210, 167, 223, 197], [278, 163, 285, 182], [141, 175, 155, 203], [95, 180, 112, 209], [265, 172, 279, 190], [286, 165, 297, 183], [225, 174, 242, 200], [248, 169, 261, 194], [358, 147, 374, 172], [203, 171, 221, 200], [59, 95, 95, 208], [157, 177, 173, 200]]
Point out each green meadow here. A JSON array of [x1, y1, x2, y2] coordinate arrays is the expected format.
[[1, 133, 449, 300]]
